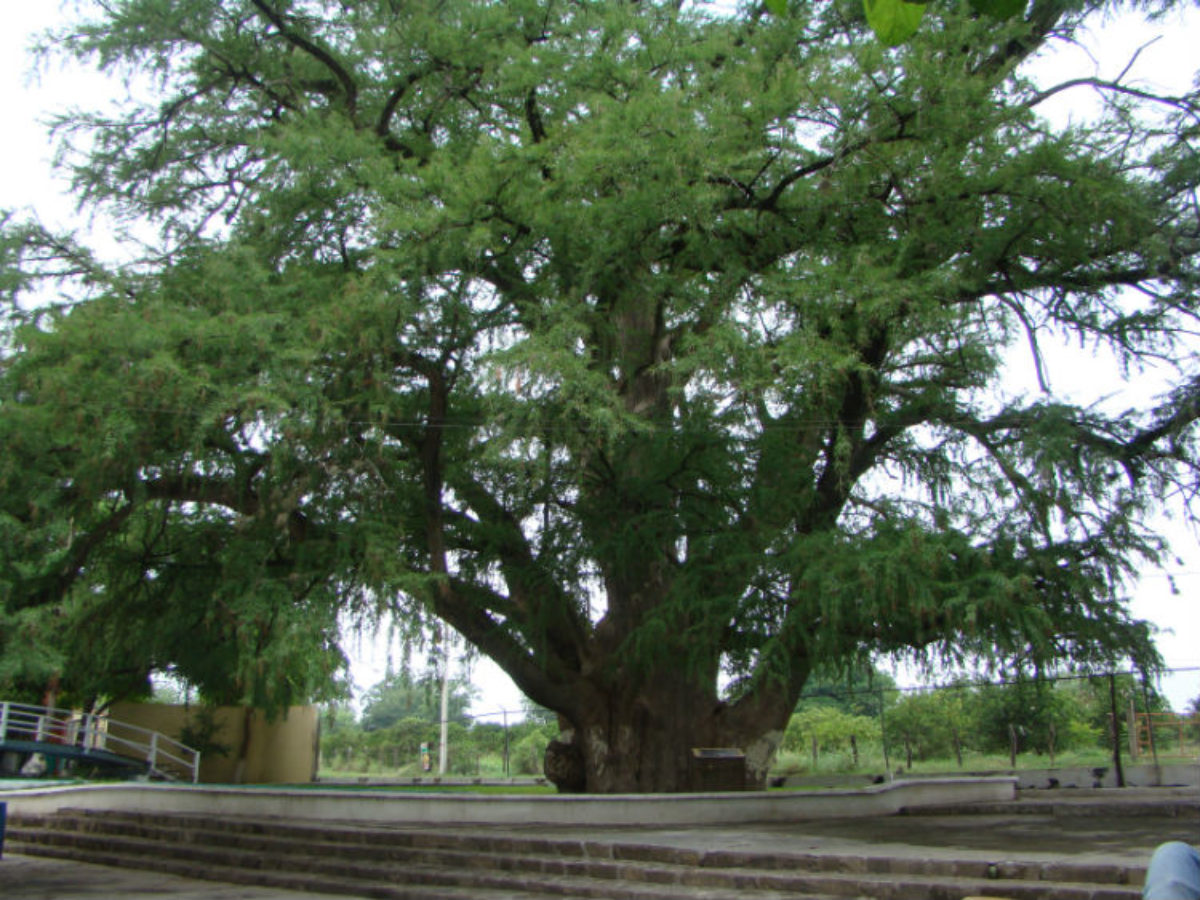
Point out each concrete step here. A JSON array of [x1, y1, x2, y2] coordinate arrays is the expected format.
[[5, 817, 831, 900], [6, 809, 1143, 900], [29, 807, 1144, 886]]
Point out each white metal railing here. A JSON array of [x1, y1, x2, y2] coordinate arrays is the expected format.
[[0, 701, 200, 783]]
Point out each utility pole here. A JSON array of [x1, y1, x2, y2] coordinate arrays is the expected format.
[[439, 634, 451, 775]]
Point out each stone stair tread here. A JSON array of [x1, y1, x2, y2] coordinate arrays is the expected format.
[[15, 810, 1141, 888], [8, 842, 850, 900], [4, 842, 489, 900], [7, 830, 855, 900], [7, 823, 1140, 900]]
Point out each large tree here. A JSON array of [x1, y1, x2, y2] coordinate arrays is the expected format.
[[1, 0, 1198, 792]]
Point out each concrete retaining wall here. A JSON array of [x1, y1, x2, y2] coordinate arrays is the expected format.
[[779, 763, 1200, 791], [108, 702, 318, 785], [0, 776, 1015, 827], [1008, 762, 1200, 789]]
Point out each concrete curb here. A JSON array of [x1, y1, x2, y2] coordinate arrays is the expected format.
[[0, 775, 1015, 826]]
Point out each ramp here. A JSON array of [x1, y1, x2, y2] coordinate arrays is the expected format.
[[0, 702, 199, 783]]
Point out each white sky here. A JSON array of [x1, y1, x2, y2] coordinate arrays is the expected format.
[[2, 2, 1198, 715]]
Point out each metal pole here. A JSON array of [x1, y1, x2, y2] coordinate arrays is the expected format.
[[1141, 672, 1160, 772], [503, 709, 510, 777], [1108, 673, 1126, 788], [878, 688, 892, 781], [439, 640, 451, 776]]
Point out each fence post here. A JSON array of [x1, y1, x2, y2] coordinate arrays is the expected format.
[[0, 702, 8, 741], [148, 732, 159, 775], [1140, 673, 1161, 771], [502, 709, 510, 777], [0, 800, 7, 860]]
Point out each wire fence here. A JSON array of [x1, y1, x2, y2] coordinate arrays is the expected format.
[[318, 666, 1200, 781]]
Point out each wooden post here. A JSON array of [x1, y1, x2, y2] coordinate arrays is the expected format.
[[1141, 674, 1160, 770]]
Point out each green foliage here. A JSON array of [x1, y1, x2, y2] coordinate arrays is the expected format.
[[179, 706, 232, 759], [969, 0, 1026, 17], [359, 668, 475, 731], [1, 0, 1196, 790], [863, 0, 928, 46], [968, 680, 1095, 756], [886, 689, 970, 762], [797, 662, 897, 718], [1055, 674, 1167, 750], [511, 730, 552, 776], [784, 705, 881, 757], [764, 0, 1025, 45]]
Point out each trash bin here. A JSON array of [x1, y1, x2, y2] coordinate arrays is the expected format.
[[689, 747, 747, 791]]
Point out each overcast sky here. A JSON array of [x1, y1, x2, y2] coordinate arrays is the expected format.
[[2, 2, 1198, 715]]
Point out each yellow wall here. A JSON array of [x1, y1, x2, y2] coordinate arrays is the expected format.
[[108, 702, 318, 784]]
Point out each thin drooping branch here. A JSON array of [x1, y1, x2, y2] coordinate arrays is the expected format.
[[249, 0, 359, 115], [12, 502, 135, 612]]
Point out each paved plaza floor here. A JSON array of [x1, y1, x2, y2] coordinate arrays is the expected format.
[[0, 853, 353, 899]]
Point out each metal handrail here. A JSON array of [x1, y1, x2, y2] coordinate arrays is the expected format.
[[0, 701, 200, 783]]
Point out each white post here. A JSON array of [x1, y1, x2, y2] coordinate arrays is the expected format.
[[439, 639, 451, 776], [0, 702, 8, 741], [192, 751, 201, 784], [148, 732, 159, 774]]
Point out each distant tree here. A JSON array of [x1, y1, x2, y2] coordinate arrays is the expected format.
[[359, 668, 474, 732], [886, 689, 969, 765], [1057, 674, 1167, 750], [969, 679, 1093, 759], [320, 702, 359, 735], [783, 705, 880, 761], [468, 722, 509, 757], [369, 716, 436, 760], [796, 663, 898, 718]]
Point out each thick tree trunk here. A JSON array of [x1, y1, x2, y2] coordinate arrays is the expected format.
[[543, 672, 791, 793]]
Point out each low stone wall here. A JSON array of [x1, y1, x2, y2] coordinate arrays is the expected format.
[[0, 776, 1015, 827], [1010, 762, 1200, 790], [779, 762, 1200, 791]]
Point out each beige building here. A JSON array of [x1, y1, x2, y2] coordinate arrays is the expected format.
[[108, 701, 319, 784]]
